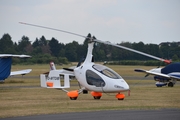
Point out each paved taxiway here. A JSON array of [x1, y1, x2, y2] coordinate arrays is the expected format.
[[1, 109, 180, 120]]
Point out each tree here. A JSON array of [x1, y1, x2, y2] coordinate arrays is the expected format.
[[49, 37, 60, 57], [58, 43, 65, 57], [172, 54, 179, 61], [0, 34, 15, 53], [39, 36, 47, 46], [32, 38, 39, 48], [65, 41, 79, 61], [18, 36, 31, 53]]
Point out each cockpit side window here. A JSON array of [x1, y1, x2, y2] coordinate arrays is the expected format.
[[86, 70, 105, 87]]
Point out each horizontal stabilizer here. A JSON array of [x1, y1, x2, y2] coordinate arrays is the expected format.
[[10, 69, 32, 76], [40, 70, 72, 88]]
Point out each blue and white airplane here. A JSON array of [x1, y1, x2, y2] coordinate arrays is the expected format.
[[0, 54, 32, 82], [135, 62, 180, 87]]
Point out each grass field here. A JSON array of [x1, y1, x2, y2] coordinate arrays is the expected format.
[[0, 64, 180, 118]]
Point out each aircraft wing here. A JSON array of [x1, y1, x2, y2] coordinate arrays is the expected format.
[[10, 69, 32, 76], [0, 54, 31, 58], [134, 69, 180, 81]]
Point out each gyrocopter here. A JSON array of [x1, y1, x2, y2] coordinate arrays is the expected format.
[[20, 22, 171, 100], [42, 38, 130, 100]]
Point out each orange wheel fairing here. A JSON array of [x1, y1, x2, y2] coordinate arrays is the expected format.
[[91, 91, 102, 97], [116, 93, 125, 100], [67, 90, 79, 98]]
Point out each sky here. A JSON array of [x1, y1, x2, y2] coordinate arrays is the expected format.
[[0, 0, 180, 45]]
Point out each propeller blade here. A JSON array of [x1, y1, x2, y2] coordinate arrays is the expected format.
[[63, 68, 74, 72], [145, 74, 149, 77], [77, 56, 85, 67]]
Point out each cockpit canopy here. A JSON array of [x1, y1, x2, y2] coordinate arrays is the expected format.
[[85, 64, 122, 87], [92, 64, 122, 79]]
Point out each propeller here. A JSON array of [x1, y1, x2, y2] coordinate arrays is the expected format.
[[76, 56, 85, 67], [145, 74, 149, 77], [19, 22, 172, 64]]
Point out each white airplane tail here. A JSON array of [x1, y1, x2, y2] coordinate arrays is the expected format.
[[50, 61, 56, 70], [40, 70, 71, 88]]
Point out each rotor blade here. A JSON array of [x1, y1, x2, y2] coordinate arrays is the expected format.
[[93, 39, 171, 64], [19, 22, 87, 39], [20, 22, 171, 64]]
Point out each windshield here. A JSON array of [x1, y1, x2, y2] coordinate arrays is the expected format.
[[92, 64, 122, 79]]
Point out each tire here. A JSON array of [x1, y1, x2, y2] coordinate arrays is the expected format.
[[93, 96, 101, 99], [118, 98, 124, 100], [168, 82, 174, 87], [70, 97, 77, 100]]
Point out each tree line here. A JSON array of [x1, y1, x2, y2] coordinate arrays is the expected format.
[[0, 33, 180, 65]]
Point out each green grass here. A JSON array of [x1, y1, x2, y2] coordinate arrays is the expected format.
[[0, 64, 180, 118]]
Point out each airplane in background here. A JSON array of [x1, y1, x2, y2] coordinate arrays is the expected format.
[[0, 54, 32, 82], [134, 62, 180, 87]]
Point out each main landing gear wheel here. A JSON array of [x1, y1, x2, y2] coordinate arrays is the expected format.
[[93, 96, 101, 100], [91, 91, 102, 100], [67, 90, 79, 100], [70, 97, 77, 100], [168, 82, 174, 87]]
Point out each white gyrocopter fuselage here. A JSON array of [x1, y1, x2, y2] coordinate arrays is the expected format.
[[74, 42, 129, 93], [41, 41, 129, 100]]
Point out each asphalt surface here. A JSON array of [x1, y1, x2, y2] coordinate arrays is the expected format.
[[1, 109, 179, 120]]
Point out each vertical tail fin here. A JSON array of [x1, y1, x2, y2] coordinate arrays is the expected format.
[[50, 62, 56, 70], [0, 58, 12, 80]]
